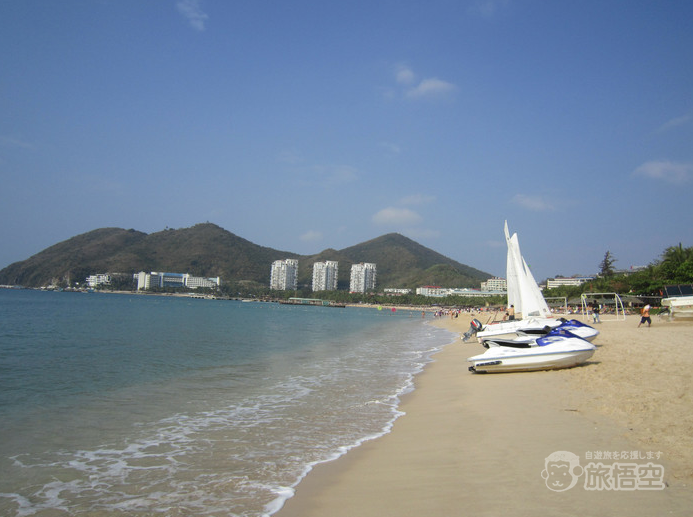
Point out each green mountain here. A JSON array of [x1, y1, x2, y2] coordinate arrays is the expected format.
[[0, 223, 491, 289], [296, 233, 490, 289]]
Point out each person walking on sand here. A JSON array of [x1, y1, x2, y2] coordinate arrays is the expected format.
[[507, 305, 515, 321], [638, 304, 652, 328], [591, 300, 601, 324]]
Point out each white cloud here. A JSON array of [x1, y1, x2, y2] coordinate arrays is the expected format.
[[633, 160, 692, 184], [176, 0, 208, 31], [405, 78, 457, 99], [300, 230, 323, 242], [372, 207, 422, 225], [512, 194, 555, 211], [400, 194, 435, 205], [314, 164, 358, 185], [387, 64, 456, 101], [656, 115, 691, 133], [471, 0, 510, 18], [395, 65, 415, 85], [286, 159, 359, 190]]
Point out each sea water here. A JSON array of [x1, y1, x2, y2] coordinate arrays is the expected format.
[[0, 289, 453, 517]]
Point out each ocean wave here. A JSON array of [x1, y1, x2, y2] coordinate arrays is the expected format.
[[1, 299, 453, 517]]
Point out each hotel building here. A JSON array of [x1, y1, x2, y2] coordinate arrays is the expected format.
[[416, 286, 504, 298], [270, 259, 299, 291], [86, 274, 111, 288], [312, 261, 339, 291], [480, 277, 507, 291], [545, 276, 594, 289], [349, 263, 376, 293], [135, 272, 221, 290]]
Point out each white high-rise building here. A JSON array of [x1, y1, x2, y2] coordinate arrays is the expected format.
[[349, 263, 376, 293], [270, 259, 299, 291], [312, 261, 338, 291]]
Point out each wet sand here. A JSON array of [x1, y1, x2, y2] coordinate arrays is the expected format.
[[277, 312, 692, 516]]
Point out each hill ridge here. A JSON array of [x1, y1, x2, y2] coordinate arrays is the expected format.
[[0, 223, 491, 289]]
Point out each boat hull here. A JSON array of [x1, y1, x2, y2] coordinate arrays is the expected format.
[[475, 318, 559, 340], [661, 296, 693, 318], [468, 337, 596, 373], [514, 319, 599, 343]]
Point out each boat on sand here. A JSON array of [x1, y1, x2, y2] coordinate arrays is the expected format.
[[464, 317, 598, 344], [467, 222, 597, 373], [509, 318, 599, 343], [661, 284, 693, 319], [475, 221, 556, 340], [468, 328, 596, 373]]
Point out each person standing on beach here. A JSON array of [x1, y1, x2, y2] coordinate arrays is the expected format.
[[638, 304, 652, 327], [507, 305, 515, 321], [592, 300, 601, 324]]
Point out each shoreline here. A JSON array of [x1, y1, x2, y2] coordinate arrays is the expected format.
[[276, 313, 692, 517], [265, 320, 455, 516]]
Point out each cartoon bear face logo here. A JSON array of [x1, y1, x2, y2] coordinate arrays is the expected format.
[[541, 451, 583, 492]]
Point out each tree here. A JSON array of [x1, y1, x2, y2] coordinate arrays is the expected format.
[[661, 243, 689, 265], [659, 243, 693, 282], [599, 251, 616, 277]]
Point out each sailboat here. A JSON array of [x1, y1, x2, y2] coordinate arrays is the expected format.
[[466, 222, 597, 373], [475, 221, 558, 340]]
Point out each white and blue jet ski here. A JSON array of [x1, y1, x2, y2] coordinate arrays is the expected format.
[[467, 327, 596, 373], [484, 318, 599, 347]]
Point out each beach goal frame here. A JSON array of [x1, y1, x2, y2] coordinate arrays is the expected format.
[[544, 296, 568, 314], [580, 293, 626, 321]]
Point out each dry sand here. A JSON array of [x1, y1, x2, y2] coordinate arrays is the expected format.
[[277, 312, 692, 517]]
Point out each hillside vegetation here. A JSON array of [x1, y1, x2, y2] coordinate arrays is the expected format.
[[0, 223, 491, 290]]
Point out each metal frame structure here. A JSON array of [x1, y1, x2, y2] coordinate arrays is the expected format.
[[544, 296, 568, 314], [581, 293, 626, 321]]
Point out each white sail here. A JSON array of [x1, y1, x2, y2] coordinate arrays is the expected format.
[[476, 222, 554, 340], [505, 221, 550, 319], [504, 222, 521, 311], [518, 255, 550, 317]]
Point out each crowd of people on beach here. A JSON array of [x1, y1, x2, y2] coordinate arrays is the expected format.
[[431, 308, 462, 319], [424, 302, 658, 327], [429, 306, 494, 319]]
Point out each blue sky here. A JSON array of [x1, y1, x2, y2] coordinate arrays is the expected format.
[[1, 0, 692, 282]]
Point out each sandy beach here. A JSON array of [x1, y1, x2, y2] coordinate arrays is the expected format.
[[277, 311, 692, 516]]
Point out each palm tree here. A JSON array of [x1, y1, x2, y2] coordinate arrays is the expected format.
[[661, 243, 692, 265], [659, 243, 693, 282]]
